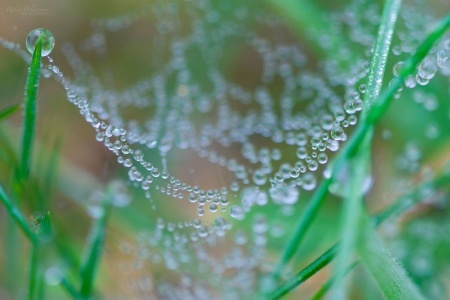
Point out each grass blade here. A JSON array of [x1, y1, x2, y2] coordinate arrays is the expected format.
[[19, 34, 43, 181], [61, 277, 82, 299], [79, 189, 111, 297], [329, 140, 370, 299], [331, 0, 402, 297], [269, 245, 338, 299], [28, 242, 39, 300], [361, 0, 402, 119], [37, 211, 52, 242], [356, 212, 425, 300], [41, 138, 62, 209], [0, 104, 21, 121], [0, 184, 35, 241], [273, 10, 450, 280]]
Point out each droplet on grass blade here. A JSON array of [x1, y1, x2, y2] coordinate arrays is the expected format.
[[26, 28, 55, 56]]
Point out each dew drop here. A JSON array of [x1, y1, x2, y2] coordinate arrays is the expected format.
[[359, 84, 366, 93], [331, 126, 344, 141], [269, 184, 299, 205], [26, 28, 55, 57], [229, 205, 244, 220], [437, 49, 450, 68]]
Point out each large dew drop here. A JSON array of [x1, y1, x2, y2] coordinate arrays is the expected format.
[[26, 28, 55, 57]]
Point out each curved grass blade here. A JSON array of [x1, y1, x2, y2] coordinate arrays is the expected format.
[[19, 34, 43, 181], [79, 189, 111, 297], [273, 10, 450, 280], [0, 104, 21, 121]]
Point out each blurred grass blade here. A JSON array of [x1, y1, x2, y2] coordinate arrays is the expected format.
[[61, 277, 82, 299], [42, 138, 62, 209], [273, 10, 450, 280], [330, 143, 370, 299], [0, 184, 35, 241], [19, 34, 43, 181], [37, 211, 52, 242], [309, 261, 359, 300], [28, 242, 39, 300], [0, 104, 21, 121], [79, 190, 111, 297], [36, 213, 51, 300], [356, 212, 425, 300], [331, 0, 401, 297]]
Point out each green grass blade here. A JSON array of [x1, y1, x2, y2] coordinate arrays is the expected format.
[[61, 277, 82, 299], [37, 213, 51, 300], [309, 261, 359, 300], [269, 245, 339, 299], [19, 34, 43, 181], [361, 0, 402, 119], [0, 184, 35, 241], [331, 0, 402, 297], [37, 211, 52, 242], [269, 169, 450, 298], [356, 212, 425, 300], [41, 138, 62, 209], [79, 189, 111, 297], [330, 139, 371, 299], [0, 104, 21, 120], [28, 242, 39, 300], [273, 10, 450, 280]]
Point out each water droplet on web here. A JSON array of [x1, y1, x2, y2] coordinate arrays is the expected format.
[[110, 180, 131, 207], [26, 28, 55, 57], [404, 75, 416, 88], [418, 58, 437, 80], [331, 126, 344, 140], [209, 203, 218, 212], [252, 169, 267, 185], [393, 61, 404, 77], [269, 184, 299, 205], [359, 84, 366, 93], [437, 49, 450, 68], [302, 173, 316, 190], [229, 205, 244, 220]]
